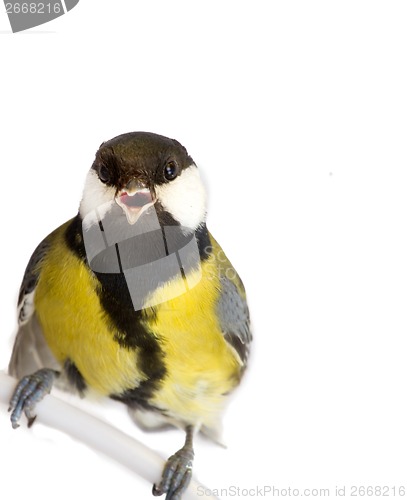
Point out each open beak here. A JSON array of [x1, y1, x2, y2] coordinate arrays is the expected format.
[[115, 184, 156, 225]]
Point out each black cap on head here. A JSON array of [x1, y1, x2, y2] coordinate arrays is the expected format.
[[92, 132, 194, 191]]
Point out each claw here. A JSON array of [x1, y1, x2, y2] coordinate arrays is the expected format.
[[153, 426, 194, 500], [9, 368, 58, 429]]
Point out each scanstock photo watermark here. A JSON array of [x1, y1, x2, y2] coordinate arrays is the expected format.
[[197, 485, 407, 497], [3, 0, 79, 32]]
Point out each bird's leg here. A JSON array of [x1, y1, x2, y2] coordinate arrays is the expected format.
[[8, 368, 59, 429], [153, 425, 195, 500]]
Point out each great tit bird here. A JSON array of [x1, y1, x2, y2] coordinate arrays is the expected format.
[[8, 132, 252, 500]]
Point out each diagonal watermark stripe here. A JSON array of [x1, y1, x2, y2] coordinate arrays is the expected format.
[[82, 202, 203, 312], [63, 0, 78, 11]]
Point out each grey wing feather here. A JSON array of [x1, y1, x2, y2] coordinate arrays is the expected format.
[[8, 313, 60, 378], [9, 235, 61, 378], [17, 237, 49, 325], [217, 277, 252, 365]]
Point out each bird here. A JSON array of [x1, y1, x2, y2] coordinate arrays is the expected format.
[[8, 131, 252, 500]]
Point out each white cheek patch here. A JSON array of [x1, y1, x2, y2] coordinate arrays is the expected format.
[[79, 170, 116, 230], [155, 165, 207, 230]]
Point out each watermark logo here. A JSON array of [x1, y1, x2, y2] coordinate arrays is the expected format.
[[4, 0, 79, 32], [82, 201, 203, 312]]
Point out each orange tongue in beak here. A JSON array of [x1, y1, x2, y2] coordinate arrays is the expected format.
[[120, 191, 152, 208], [115, 188, 155, 225]]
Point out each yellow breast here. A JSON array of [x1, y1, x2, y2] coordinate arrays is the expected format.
[[35, 223, 146, 396], [147, 257, 241, 427], [34, 223, 241, 428]]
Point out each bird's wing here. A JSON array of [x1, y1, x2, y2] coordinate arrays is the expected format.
[[209, 234, 252, 365], [17, 236, 50, 325], [9, 232, 61, 378], [217, 276, 252, 365]]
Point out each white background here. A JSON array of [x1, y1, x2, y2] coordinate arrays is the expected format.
[[1, 1, 407, 498]]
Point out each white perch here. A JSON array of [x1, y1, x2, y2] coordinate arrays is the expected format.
[[0, 372, 216, 500]]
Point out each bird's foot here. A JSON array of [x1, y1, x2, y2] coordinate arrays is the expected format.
[[8, 368, 58, 429], [153, 445, 194, 500]]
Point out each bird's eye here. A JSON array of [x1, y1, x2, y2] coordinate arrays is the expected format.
[[164, 161, 179, 181], [98, 165, 111, 184]]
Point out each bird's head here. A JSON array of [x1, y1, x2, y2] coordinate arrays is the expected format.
[[79, 132, 207, 232]]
